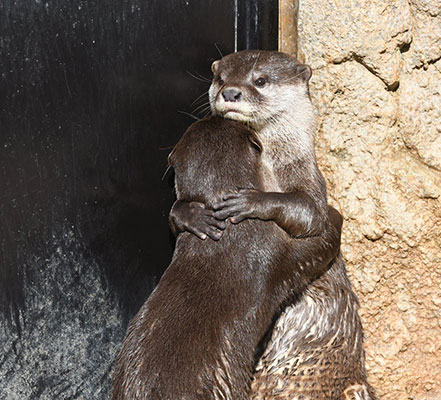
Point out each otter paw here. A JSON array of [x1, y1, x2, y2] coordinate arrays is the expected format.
[[213, 188, 263, 223], [171, 201, 226, 240]]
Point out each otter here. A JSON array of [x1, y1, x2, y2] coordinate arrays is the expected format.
[[171, 51, 376, 399], [111, 116, 343, 400]]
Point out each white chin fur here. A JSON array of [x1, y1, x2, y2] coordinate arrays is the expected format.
[[213, 94, 255, 121], [222, 111, 252, 122]]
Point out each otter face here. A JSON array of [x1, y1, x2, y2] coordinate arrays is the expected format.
[[209, 50, 312, 128]]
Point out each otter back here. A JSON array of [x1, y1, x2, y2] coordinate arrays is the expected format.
[[170, 116, 263, 207]]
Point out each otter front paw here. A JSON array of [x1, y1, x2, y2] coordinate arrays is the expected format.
[[170, 201, 226, 240], [213, 189, 268, 224]]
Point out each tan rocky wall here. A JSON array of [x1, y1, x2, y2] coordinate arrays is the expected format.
[[281, 0, 441, 399]]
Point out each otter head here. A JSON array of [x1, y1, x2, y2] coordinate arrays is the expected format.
[[169, 117, 263, 206], [209, 50, 314, 131]]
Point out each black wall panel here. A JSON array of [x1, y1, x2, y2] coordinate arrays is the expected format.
[[0, 0, 277, 398]]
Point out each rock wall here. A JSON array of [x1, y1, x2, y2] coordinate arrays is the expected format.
[[290, 1, 441, 398]]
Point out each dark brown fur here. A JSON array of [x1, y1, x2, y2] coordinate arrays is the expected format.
[[205, 50, 377, 400], [111, 116, 341, 400]]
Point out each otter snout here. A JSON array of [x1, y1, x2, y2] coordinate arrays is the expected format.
[[222, 88, 242, 102]]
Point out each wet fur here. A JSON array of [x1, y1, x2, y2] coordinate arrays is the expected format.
[[210, 51, 376, 399], [111, 117, 340, 400]]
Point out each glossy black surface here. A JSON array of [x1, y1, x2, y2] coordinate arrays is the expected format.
[[237, 0, 279, 51], [1, 0, 235, 326], [0, 0, 277, 398]]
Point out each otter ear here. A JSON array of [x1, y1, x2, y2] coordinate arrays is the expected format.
[[296, 64, 312, 82], [248, 133, 263, 153], [211, 60, 220, 74]]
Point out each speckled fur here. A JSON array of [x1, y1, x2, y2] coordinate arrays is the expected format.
[[250, 255, 376, 400], [210, 51, 376, 399]]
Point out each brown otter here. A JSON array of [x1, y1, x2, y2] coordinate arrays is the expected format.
[[111, 116, 342, 400], [171, 51, 376, 399]]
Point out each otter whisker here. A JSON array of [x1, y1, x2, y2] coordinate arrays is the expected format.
[[190, 90, 209, 107], [161, 164, 173, 181], [202, 107, 212, 118], [186, 71, 211, 83], [278, 70, 308, 84], [252, 52, 261, 71], [214, 42, 223, 58], [192, 101, 211, 114], [198, 105, 213, 117], [178, 110, 200, 121], [196, 72, 212, 82]]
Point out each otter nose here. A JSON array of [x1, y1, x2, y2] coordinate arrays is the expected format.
[[222, 88, 242, 102]]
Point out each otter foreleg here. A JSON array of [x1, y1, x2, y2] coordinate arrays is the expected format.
[[213, 188, 329, 237], [169, 199, 226, 240]]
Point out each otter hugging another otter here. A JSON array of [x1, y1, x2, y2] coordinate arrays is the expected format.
[[170, 51, 376, 399], [112, 51, 376, 399], [111, 115, 342, 400]]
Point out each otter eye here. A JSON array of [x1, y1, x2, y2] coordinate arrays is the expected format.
[[216, 76, 224, 86], [254, 77, 266, 87]]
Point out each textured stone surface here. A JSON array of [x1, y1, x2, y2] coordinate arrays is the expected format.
[[292, 0, 441, 398]]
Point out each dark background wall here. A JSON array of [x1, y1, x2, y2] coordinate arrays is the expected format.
[[0, 0, 277, 398]]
